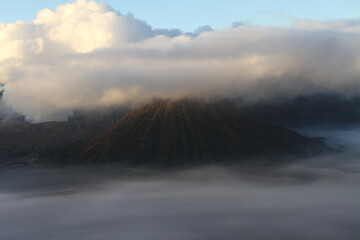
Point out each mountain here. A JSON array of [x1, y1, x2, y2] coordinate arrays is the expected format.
[[245, 94, 360, 126], [64, 98, 329, 167], [0, 107, 128, 165]]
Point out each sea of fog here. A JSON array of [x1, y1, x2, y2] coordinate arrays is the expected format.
[[1, 127, 360, 240]]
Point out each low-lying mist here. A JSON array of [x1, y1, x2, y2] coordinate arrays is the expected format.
[[1, 127, 360, 240]]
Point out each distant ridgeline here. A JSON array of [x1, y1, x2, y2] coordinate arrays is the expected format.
[[0, 97, 338, 168], [0, 106, 128, 167], [244, 94, 360, 126]]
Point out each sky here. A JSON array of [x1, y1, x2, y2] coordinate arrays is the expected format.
[[1, 0, 360, 31]]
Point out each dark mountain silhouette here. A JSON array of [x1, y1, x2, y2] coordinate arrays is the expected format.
[[0, 107, 128, 164], [65, 98, 329, 167], [245, 94, 360, 126]]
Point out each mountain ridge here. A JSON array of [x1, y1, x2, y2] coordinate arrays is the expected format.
[[62, 98, 329, 167]]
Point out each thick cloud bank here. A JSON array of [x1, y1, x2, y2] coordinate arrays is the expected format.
[[1, 0, 360, 121]]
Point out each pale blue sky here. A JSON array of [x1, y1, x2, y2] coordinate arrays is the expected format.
[[1, 0, 360, 31]]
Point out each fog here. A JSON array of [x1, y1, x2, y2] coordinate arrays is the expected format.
[[1, 127, 360, 240]]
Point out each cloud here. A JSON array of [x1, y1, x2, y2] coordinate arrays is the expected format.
[[231, 21, 245, 28], [294, 18, 360, 32], [1, 0, 360, 121]]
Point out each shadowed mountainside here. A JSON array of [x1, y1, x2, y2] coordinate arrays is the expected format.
[[0, 107, 128, 164], [245, 94, 360, 126], [65, 98, 329, 167]]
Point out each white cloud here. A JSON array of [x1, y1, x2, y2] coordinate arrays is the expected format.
[[294, 19, 360, 32], [1, 0, 360, 121]]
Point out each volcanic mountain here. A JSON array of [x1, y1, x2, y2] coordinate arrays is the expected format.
[[64, 98, 329, 167]]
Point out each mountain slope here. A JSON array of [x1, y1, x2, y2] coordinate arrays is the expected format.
[[245, 94, 360, 126], [68, 98, 328, 166], [0, 107, 128, 162]]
